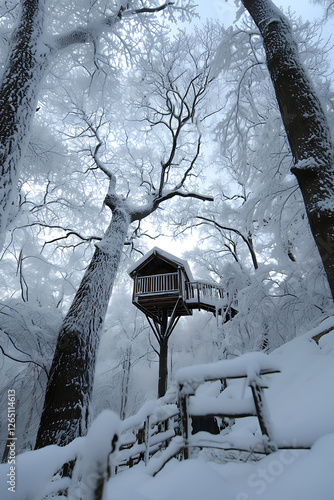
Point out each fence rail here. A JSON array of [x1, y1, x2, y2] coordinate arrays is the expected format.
[[116, 410, 180, 472]]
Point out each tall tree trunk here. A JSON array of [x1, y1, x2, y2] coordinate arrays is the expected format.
[[0, 0, 49, 250], [240, 0, 334, 298], [35, 206, 130, 448]]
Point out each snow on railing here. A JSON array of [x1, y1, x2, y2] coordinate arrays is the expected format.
[[186, 280, 224, 302], [135, 272, 179, 295], [176, 352, 280, 460]]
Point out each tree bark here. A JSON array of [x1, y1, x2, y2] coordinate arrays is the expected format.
[[158, 337, 169, 399], [158, 311, 168, 398], [35, 206, 130, 448], [241, 0, 334, 298], [0, 0, 49, 250]]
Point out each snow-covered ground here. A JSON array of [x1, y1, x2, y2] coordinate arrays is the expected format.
[[1, 319, 334, 499], [109, 322, 334, 500]]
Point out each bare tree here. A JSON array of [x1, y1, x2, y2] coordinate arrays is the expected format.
[[35, 33, 215, 448]]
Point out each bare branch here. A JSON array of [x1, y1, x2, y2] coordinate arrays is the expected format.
[[130, 189, 213, 222], [44, 230, 102, 247], [0, 344, 48, 376], [196, 216, 259, 270]]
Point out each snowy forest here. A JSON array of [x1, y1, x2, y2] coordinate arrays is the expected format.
[[1, 0, 334, 498]]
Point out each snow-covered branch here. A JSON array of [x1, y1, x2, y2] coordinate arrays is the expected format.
[[196, 216, 259, 270], [0, 344, 48, 375], [52, 2, 175, 52], [130, 190, 214, 222]]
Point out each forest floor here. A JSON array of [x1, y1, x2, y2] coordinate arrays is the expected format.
[[1, 318, 334, 499]]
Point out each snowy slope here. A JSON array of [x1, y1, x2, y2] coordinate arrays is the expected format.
[[1, 320, 334, 499], [108, 323, 334, 500]]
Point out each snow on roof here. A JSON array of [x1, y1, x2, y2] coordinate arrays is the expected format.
[[128, 246, 194, 280]]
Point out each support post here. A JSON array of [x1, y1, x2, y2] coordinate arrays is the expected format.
[[178, 383, 193, 460], [249, 381, 277, 453], [158, 326, 168, 398]]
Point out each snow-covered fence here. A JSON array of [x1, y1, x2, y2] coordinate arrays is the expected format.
[[0, 354, 282, 498], [176, 352, 280, 459], [114, 398, 180, 473], [80, 354, 281, 482]]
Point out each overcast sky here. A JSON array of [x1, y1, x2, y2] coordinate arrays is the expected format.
[[195, 0, 324, 26]]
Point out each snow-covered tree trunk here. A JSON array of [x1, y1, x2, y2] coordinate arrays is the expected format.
[[0, 0, 49, 250], [35, 202, 130, 448], [240, 0, 334, 298], [34, 29, 215, 447]]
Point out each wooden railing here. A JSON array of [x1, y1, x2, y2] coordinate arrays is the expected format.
[[176, 354, 280, 461], [115, 406, 180, 472], [135, 272, 179, 295], [186, 280, 225, 303], [134, 275, 226, 303], [36, 354, 292, 497]]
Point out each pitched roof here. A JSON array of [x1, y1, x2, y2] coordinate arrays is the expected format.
[[128, 246, 193, 281]]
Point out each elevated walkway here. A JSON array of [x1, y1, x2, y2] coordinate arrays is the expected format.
[[185, 280, 237, 316]]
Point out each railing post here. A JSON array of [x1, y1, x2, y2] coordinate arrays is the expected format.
[[144, 416, 150, 466], [178, 267, 183, 298], [249, 380, 277, 454], [178, 383, 193, 460]]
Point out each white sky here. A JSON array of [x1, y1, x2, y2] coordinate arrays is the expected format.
[[195, 0, 324, 26]]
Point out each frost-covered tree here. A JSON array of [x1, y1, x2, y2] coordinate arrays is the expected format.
[[35, 30, 217, 448], [236, 0, 334, 299], [311, 0, 334, 18], [0, 0, 194, 252], [0, 300, 62, 459], [174, 15, 334, 354]]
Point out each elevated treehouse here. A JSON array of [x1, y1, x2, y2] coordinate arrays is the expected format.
[[129, 248, 237, 397]]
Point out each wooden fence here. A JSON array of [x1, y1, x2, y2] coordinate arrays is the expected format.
[[44, 353, 287, 498]]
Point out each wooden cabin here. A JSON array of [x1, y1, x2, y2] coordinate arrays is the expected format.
[[128, 247, 194, 321], [128, 247, 233, 322]]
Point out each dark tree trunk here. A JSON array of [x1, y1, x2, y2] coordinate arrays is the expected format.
[[0, 0, 49, 248], [158, 311, 168, 398], [241, 0, 334, 298], [158, 336, 168, 399], [35, 208, 130, 448]]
